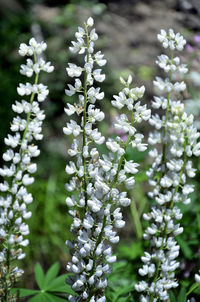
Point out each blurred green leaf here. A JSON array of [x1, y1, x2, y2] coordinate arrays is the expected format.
[[177, 237, 193, 259], [178, 287, 187, 302], [35, 263, 45, 289], [11, 288, 38, 297], [169, 291, 176, 302], [117, 242, 143, 260], [29, 292, 66, 302]]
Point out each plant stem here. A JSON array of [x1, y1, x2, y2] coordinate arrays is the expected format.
[[82, 25, 90, 214], [130, 194, 143, 239], [161, 49, 174, 167]]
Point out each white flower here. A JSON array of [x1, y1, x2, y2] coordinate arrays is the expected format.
[[94, 51, 107, 66], [66, 63, 82, 77], [63, 120, 81, 136], [87, 17, 94, 27], [195, 272, 200, 283], [124, 160, 139, 174], [93, 69, 105, 82]]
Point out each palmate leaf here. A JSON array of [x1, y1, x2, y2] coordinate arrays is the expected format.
[[28, 292, 66, 302], [35, 263, 45, 289], [12, 263, 72, 300], [11, 288, 39, 297], [46, 274, 74, 295], [43, 262, 60, 289]]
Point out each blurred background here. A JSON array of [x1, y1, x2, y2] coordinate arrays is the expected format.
[[0, 0, 200, 300]]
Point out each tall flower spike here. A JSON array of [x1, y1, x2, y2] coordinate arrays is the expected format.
[[135, 29, 200, 302], [0, 38, 54, 301], [64, 17, 150, 302]]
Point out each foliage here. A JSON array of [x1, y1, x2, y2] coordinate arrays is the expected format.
[[12, 262, 72, 301]]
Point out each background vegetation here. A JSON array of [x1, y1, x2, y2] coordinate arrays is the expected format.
[[0, 0, 200, 300]]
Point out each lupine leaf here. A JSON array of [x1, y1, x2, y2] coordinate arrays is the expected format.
[[46, 274, 74, 294], [11, 288, 38, 297], [29, 293, 51, 302], [35, 263, 45, 289], [43, 262, 60, 288], [187, 282, 200, 296], [178, 287, 187, 302], [177, 237, 192, 259], [168, 291, 176, 302]]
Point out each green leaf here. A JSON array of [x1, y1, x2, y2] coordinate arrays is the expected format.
[[177, 237, 192, 259], [168, 291, 176, 302], [35, 263, 45, 289], [117, 242, 143, 260], [114, 284, 134, 299], [29, 293, 52, 302], [43, 262, 60, 288], [42, 293, 67, 302], [46, 274, 74, 294], [11, 288, 38, 297], [178, 287, 187, 302], [187, 282, 200, 296]]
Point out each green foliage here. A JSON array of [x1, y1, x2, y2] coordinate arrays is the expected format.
[[106, 261, 135, 302], [12, 262, 73, 301], [117, 242, 143, 261]]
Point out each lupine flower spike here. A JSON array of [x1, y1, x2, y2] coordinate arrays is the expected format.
[[0, 38, 54, 301], [135, 29, 200, 302], [64, 17, 150, 302]]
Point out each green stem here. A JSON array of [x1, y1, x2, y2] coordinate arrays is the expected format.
[[161, 49, 174, 167], [82, 25, 90, 213], [130, 194, 143, 239]]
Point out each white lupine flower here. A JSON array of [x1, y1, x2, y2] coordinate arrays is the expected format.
[[66, 63, 83, 77], [136, 29, 199, 302], [93, 69, 105, 82], [87, 17, 94, 27], [64, 18, 150, 301], [0, 37, 53, 298], [94, 51, 107, 66], [195, 271, 200, 283], [124, 160, 139, 174], [63, 120, 81, 136]]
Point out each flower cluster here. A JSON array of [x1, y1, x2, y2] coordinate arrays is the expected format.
[[135, 29, 200, 302], [64, 18, 150, 302], [0, 38, 53, 300]]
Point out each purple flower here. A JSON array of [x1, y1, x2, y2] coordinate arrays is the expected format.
[[194, 35, 200, 43], [186, 44, 195, 52], [121, 134, 128, 142]]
